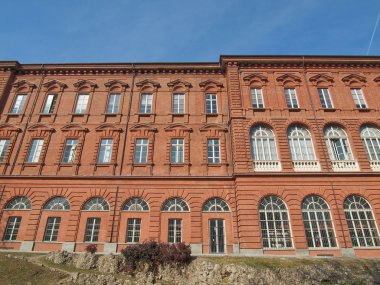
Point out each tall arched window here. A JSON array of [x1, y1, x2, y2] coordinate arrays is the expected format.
[[203, 198, 230, 212], [344, 195, 380, 247], [123, 197, 149, 211], [5, 196, 31, 210], [162, 197, 189, 212], [324, 126, 353, 161], [43, 197, 70, 210], [302, 196, 337, 248], [288, 126, 316, 161], [360, 125, 380, 163], [82, 197, 109, 211], [259, 196, 292, 248]]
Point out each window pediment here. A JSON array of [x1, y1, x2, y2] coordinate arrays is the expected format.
[[167, 79, 192, 90], [199, 79, 223, 90], [27, 123, 55, 132], [129, 123, 157, 132], [243, 73, 268, 86], [12, 80, 37, 92], [276, 73, 301, 86], [374, 76, 380, 85], [104, 80, 129, 91], [341, 74, 366, 86], [0, 123, 22, 133], [42, 80, 68, 92], [73, 79, 98, 91], [309, 73, 334, 86], [200, 123, 227, 132], [164, 123, 192, 132], [95, 123, 123, 132], [61, 124, 89, 132], [135, 79, 160, 90]]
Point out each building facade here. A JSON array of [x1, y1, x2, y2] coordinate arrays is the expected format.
[[1, 56, 380, 257]]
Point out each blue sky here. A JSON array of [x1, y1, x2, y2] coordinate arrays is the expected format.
[[1, 0, 380, 63]]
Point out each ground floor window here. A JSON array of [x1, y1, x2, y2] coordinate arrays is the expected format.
[[84, 218, 100, 242], [126, 218, 141, 243], [3, 216, 21, 241], [168, 219, 182, 243], [209, 219, 225, 253], [43, 217, 61, 242]]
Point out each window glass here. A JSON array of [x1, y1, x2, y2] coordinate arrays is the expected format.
[[10, 94, 27, 114], [205, 94, 217, 114], [106, 94, 121, 114], [42, 94, 57, 114], [74, 94, 89, 114], [26, 139, 44, 163], [134, 139, 148, 163], [0, 139, 10, 162], [171, 139, 184, 163], [98, 139, 113, 163], [140, 94, 152, 113]]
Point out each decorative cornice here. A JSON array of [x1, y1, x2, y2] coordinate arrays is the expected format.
[[242, 73, 268, 86], [12, 80, 37, 89], [199, 79, 224, 89], [42, 79, 68, 91], [104, 79, 129, 91], [276, 73, 302, 85], [164, 124, 193, 132], [73, 79, 98, 91], [341, 73, 367, 86], [135, 79, 161, 89], [167, 79, 192, 89]]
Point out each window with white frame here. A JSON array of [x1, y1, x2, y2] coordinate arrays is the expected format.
[[203, 198, 229, 212], [251, 88, 264, 108], [98, 139, 113, 163], [62, 139, 78, 163], [162, 198, 189, 212], [26, 139, 44, 163], [250, 126, 278, 161], [205, 94, 217, 114], [42, 94, 57, 114], [139, 93, 152, 113], [207, 139, 221, 163], [318, 88, 333, 109], [171, 138, 184, 163], [324, 126, 353, 161], [43, 197, 70, 210], [43, 217, 61, 242], [126, 218, 141, 243], [106, 93, 121, 114], [351, 88, 367, 109], [172, 93, 185, 114], [84, 218, 100, 242], [360, 126, 380, 161], [259, 196, 293, 248], [74, 94, 89, 114], [2, 217, 21, 241], [82, 197, 109, 211], [284, 88, 299, 109], [302, 196, 337, 248], [168, 218, 182, 243], [287, 126, 316, 161], [123, 197, 149, 211], [134, 139, 148, 164], [10, 94, 27, 114], [5, 196, 31, 210], [344, 195, 380, 247], [0, 139, 10, 162]]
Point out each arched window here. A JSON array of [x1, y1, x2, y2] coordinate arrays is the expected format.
[[287, 126, 316, 161], [203, 198, 230, 212], [344, 195, 380, 247], [162, 197, 189, 212], [5, 196, 31, 210], [360, 125, 380, 161], [324, 126, 353, 161], [82, 197, 109, 211], [123, 197, 149, 211], [259, 196, 292, 248], [44, 197, 70, 210], [302, 196, 337, 248], [250, 126, 278, 161]]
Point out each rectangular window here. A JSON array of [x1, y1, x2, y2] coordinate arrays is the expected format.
[[43, 217, 61, 242], [26, 139, 44, 163], [139, 94, 152, 113], [10, 94, 27, 114], [251, 88, 264, 108], [3, 216, 21, 241], [62, 139, 78, 163], [74, 94, 89, 114], [172, 93, 185, 114], [171, 139, 184, 164], [106, 93, 121, 114], [351, 88, 367, 109], [98, 139, 113, 163], [84, 218, 100, 242], [42, 94, 57, 114], [207, 139, 221, 163], [318, 88, 333, 109], [134, 139, 148, 163], [205, 94, 217, 114], [126, 218, 141, 243], [0, 139, 10, 163], [284, 88, 299, 109], [168, 219, 182, 243]]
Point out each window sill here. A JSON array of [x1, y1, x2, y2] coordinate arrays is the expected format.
[[357, 108, 372, 112], [69, 112, 88, 116], [202, 163, 228, 167], [4, 113, 22, 116], [321, 108, 336, 112], [132, 163, 153, 167], [202, 113, 219, 116], [166, 163, 191, 167], [169, 112, 188, 116], [288, 108, 301, 112], [252, 107, 267, 112], [91, 163, 117, 167], [37, 112, 56, 116], [137, 112, 155, 116], [102, 112, 121, 116]]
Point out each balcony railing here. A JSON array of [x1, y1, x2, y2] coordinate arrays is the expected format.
[[253, 160, 282, 172], [370, 161, 380, 172], [292, 160, 320, 172], [331, 160, 359, 172]]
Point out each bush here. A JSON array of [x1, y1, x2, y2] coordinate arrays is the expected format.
[[121, 241, 191, 275], [85, 244, 97, 254]]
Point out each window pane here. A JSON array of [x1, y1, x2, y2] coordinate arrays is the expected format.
[[3, 217, 21, 241], [171, 139, 184, 163], [106, 94, 121, 113], [42, 94, 57, 114], [0, 139, 10, 162], [251, 88, 264, 108], [285, 88, 299, 109], [168, 219, 182, 243], [126, 218, 141, 243], [173, 93, 185, 113], [318, 88, 333, 109], [207, 139, 221, 163], [84, 218, 100, 242], [98, 139, 113, 163], [62, 139, 78, 163], [140, 94, 152, 113], [205, 94, 217, 114], [43, 217, 61, 242], [75, 94, 89, 114], [351, 89, 367, 109], [134, 139, 148, 163], [26, 139, 44, 163], [11, 95, 27, 114]]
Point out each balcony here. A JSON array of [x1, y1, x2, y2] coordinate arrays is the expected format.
[[331, 160, 359, 172], [370, 161, 380, 172], [253, 160, 282, 172], [292, 160, 320, 172]]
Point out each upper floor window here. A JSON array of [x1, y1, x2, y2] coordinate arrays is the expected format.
[[26, 139, 44, 163], [10, 94, 27, 114], [162, 197, 189, 212], [351, 88, 367, 109], [205, 94, 217, 114], [62, 139, 78, 163], [318, 88, 333, 109], [287, 126, 316, 161], [134, 139, 148, 164], [43, 197, 70, 210], [123, 197, 149, 211], [74, 94, 89, 114], [140, 93, 152, 113], [172, 93, 185, 114], [82, 197, 109, 211], [171, 139, 184, 163], [0, 139, 10, 162], [98, 139, 113, 163], [324, 126, 353, 161], [361, 126, 380, 161], [106, 93, 121, 114], [251, 88, 264, 108], [250, 126, 278, 161], [284, 88, 299, 109], [42, 94, 57, 114], [5, 196, 31, 210], [207, 139, 221, 163]]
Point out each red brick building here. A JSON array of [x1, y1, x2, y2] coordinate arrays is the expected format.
[[1, 56, 380, 257]]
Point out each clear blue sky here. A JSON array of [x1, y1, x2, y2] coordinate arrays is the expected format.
[[1, 0, 380, 63]]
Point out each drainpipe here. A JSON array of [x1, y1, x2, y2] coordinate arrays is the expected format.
[[110, 186, 120, 243]]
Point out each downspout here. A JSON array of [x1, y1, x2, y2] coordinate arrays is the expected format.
[[110, 186, 120, 243]]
